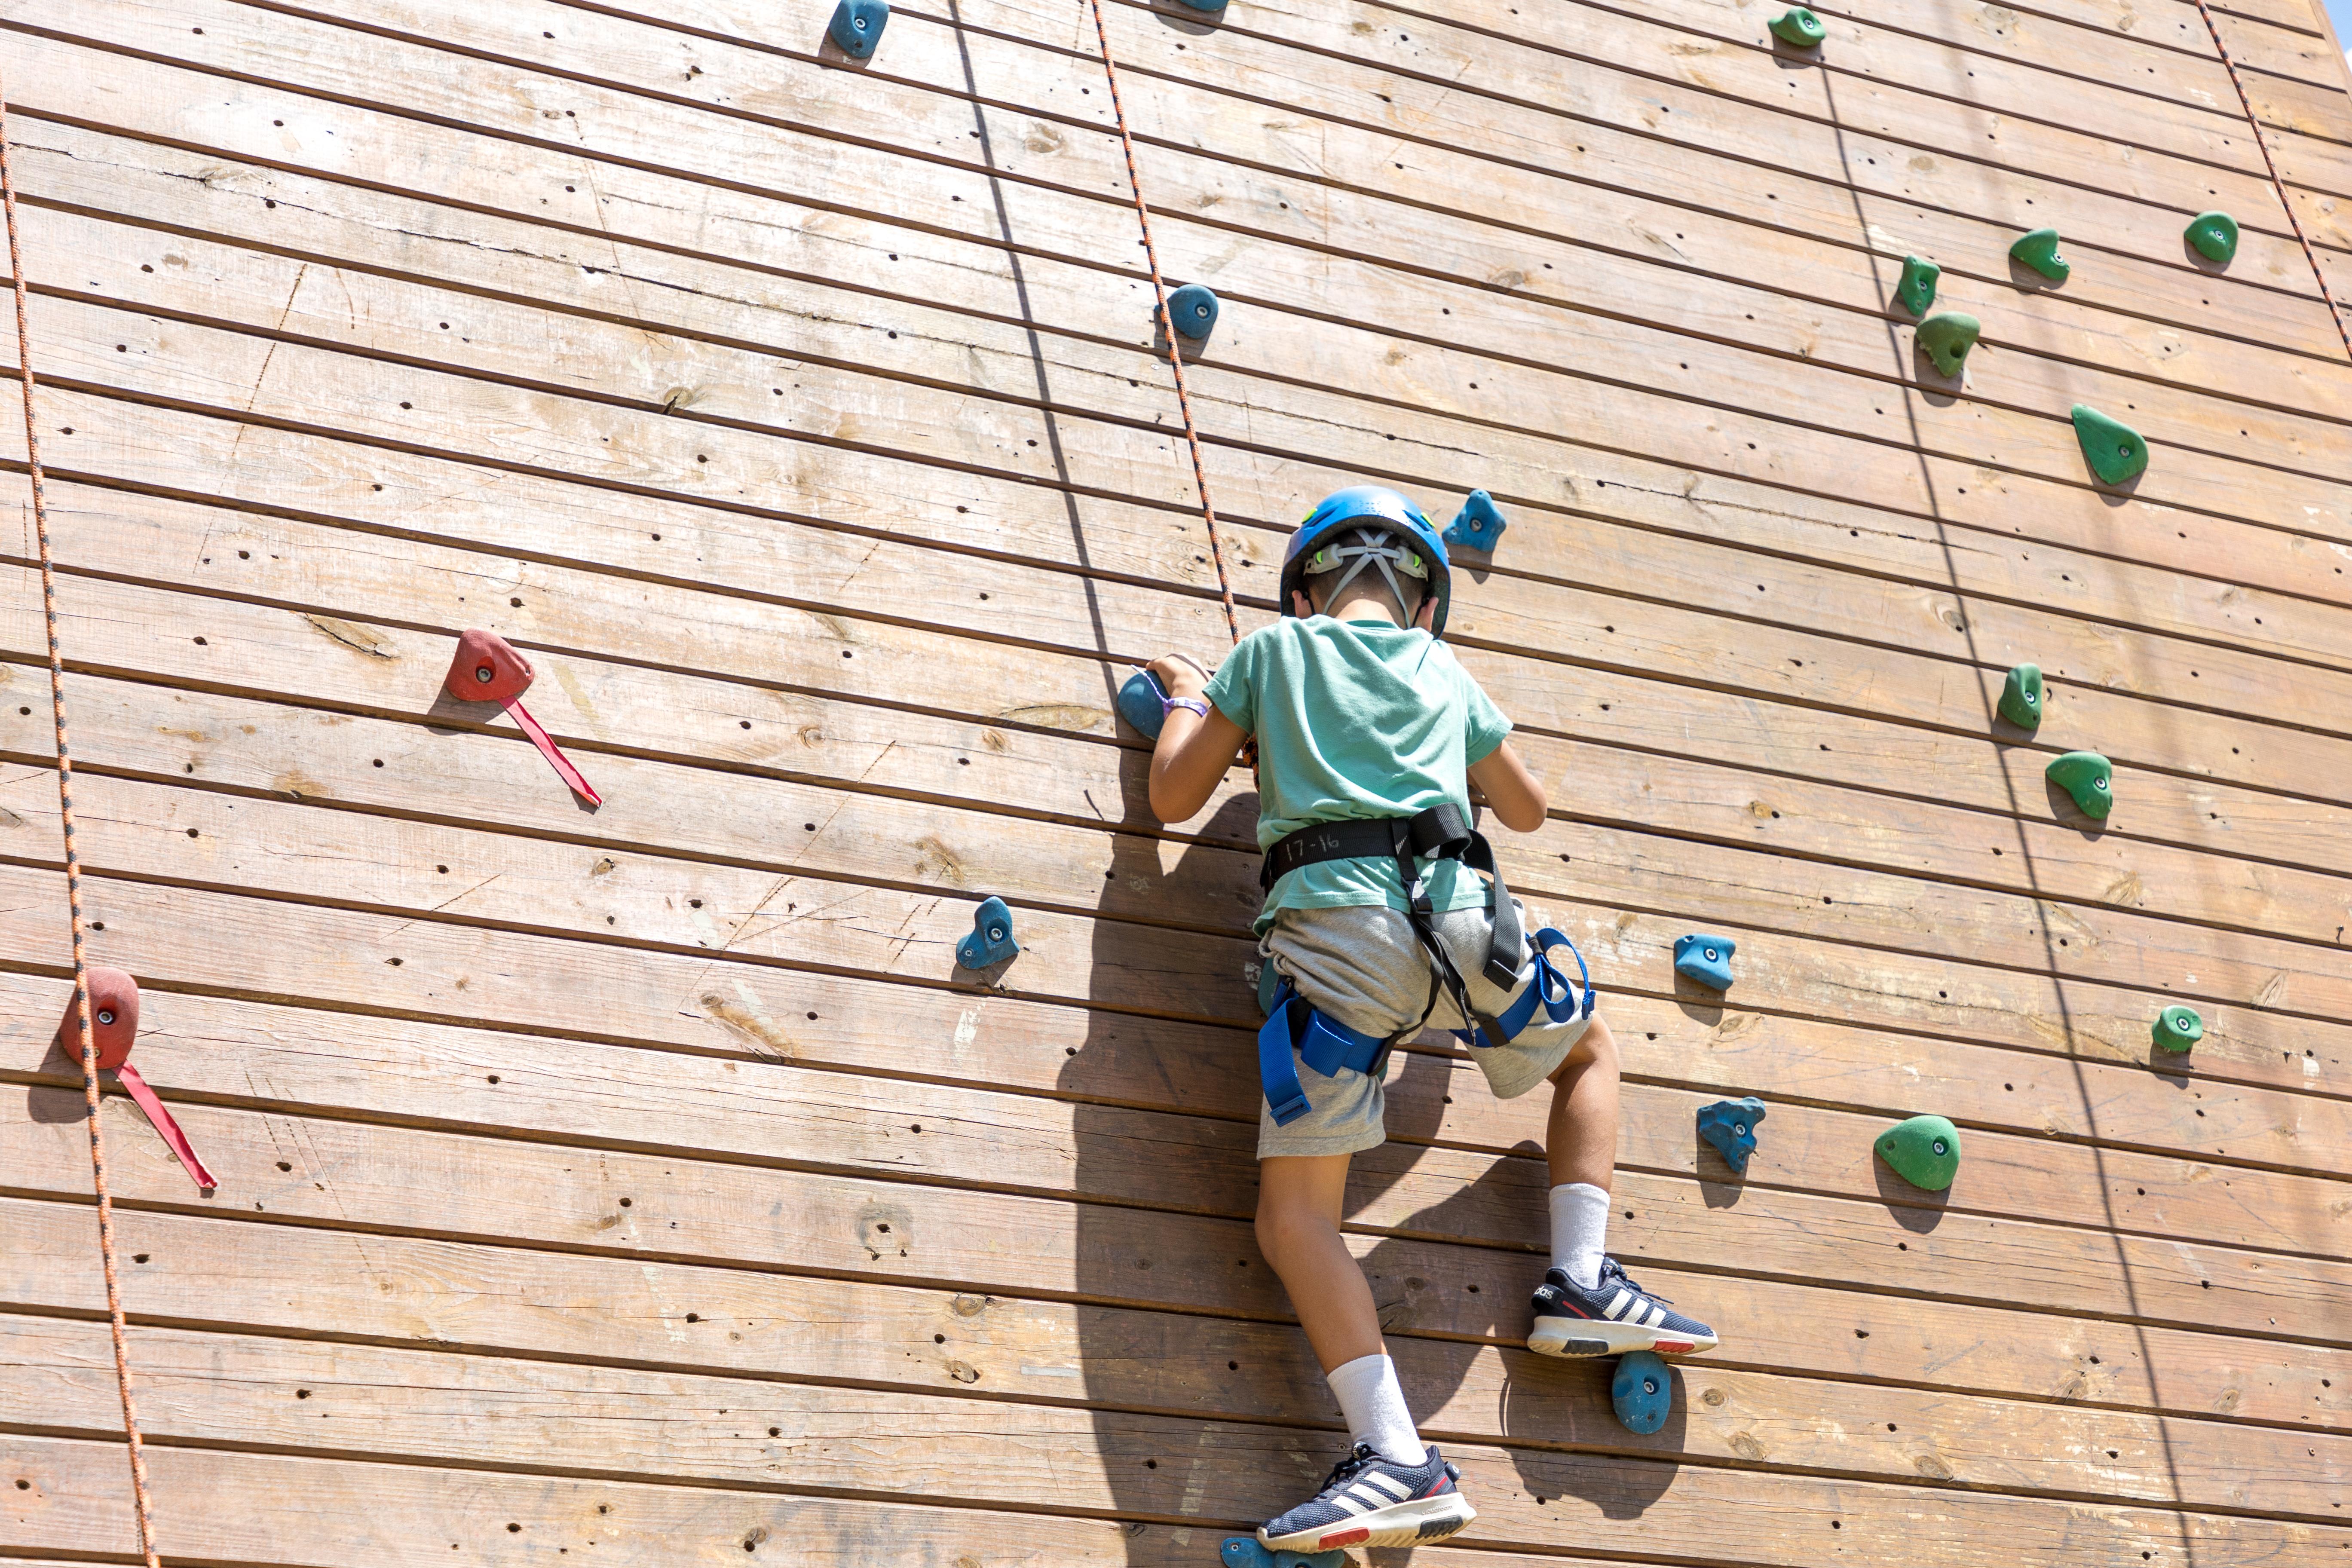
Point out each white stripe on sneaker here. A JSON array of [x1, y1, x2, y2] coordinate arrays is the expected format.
[[1326, 1491, 1370, 1517], [1359, 1473, 1413, 1501], [1605, 1289, 1633, 1320]]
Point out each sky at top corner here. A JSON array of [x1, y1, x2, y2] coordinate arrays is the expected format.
[[2329, 0, 2352, 67]]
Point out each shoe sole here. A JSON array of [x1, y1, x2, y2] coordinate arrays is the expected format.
[[1528, 1315, 1719, 1358], [1259, 1492, 1478, 1553]]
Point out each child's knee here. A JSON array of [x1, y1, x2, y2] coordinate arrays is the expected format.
[[1255, 1185, 1334, 1260], [1551, 1013, 1620, 1083]]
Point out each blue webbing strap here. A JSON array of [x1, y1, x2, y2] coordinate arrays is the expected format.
[[1258, 980, 1390, 1127], [1454, 928, 1595, 1049]]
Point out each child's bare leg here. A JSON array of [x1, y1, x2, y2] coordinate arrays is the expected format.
[[1544, 1012, 1621, 1191], [1255, 1152, 1384, 1372]]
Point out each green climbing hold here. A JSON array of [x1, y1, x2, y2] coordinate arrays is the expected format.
[[1915, 312, 1981, 376], [1894, 254, 1940, 317], [2009, 227, 2070, 283], [2046, 750, 2113, 819], [2184, 211, 2239, 266], [1875, 1115, 1961, 1191], [2071, 404, 2149, 486], [2152, 1004, 2204, 1052], [1768, 6, 1825, 45], [1998, 662, 2044, 729]]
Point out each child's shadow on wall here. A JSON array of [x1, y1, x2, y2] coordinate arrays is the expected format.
[[1064, 771, 1674, 1562]]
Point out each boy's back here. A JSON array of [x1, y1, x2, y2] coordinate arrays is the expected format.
[[1204, 616, 1509, 928]]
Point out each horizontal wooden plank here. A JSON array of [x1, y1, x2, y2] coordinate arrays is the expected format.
[[33, 116, 2352, 687], [4, 845, 2347, 1343], [24, 467, 2352, 1063], [5, 1312, 2345, 1530], [14, 556, 2352, 1112], [9, 1130, 2341, 1432], [30, 0, 2352, 519], [37, 246, 2352, 827], [36, 444, 2352, 961], [4, 1112, 2345, 1468], [7, 1421, 2331, 1568], [28, 116, 2352, 686], [37, 382, 2352, 906]]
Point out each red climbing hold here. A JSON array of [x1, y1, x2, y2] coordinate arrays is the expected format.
[[53, 964, 138, 1070], [442, 630, 603, 806], [443, 627, 536, 704], [54, 969, 217, 1191]]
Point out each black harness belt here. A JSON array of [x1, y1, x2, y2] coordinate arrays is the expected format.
[[1261, 804, 1527, 1047]]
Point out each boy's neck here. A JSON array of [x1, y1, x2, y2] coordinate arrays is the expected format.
[[1317, 588, 1405, 627]]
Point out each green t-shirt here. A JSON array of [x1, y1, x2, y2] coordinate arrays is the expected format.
[[1204, 616, 1512, 931]]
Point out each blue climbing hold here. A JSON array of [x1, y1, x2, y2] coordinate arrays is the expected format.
[[827, 0, 887, 56], [1165, 283, 1219, 341], [1176, 0, 1230, 12], [1220, 1539, 1343, 1568], [1612, 1351, 1672, 1434], [1443, 490, 1507, 554], [1697, 1096, 1767, 1174], [1117, 670, 1172, 741], [956, 896, 1019, 970], [1672, 933, 1735, 991]]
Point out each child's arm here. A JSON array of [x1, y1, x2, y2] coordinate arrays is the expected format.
[[1144, 654, 1249, 824], [1467, 740, 1547, 833]]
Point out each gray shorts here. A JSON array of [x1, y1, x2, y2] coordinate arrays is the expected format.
[[1256, 901, 1595, 1159]]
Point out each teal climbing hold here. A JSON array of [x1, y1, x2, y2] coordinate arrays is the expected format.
[[1672, 934, 1735, 991], [1768, 6, 1826, 45], [1874, 1114, 1961, 1191], [1612, 1351, 1673, 1433], [1894, 254, 1940, 318], [1164, 283, 1219, 342], [2046, 750, 2113, 820], [1220, 1540, 1342, 1568], [1445, 490, 1507, 553], [2185, 211, 2239, 266], [2153, 1004, 2204, 1052], [1998, 662, 2044, 729], [1915, 312, 1981, 377], [1176, 0, 1230, 12], [2070, 404, 2148, 486], [2009, 227, 2070, 283], [956, 896, 1019, 970], [827, 0, 887, 56], [1697, 1097, 1767, 1174]]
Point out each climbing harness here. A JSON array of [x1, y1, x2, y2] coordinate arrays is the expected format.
[[2188, 0, 2352, 361], [1281, 487, 1454, 634], [1079, 0, 1243, 648], [0, 80, 166, 1568], [441, 628, 603, 805], [1255, 804, 1594, 1125]]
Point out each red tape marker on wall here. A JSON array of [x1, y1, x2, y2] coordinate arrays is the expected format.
[[443, 629, 603, 805], [55, 969, 216, 1191]]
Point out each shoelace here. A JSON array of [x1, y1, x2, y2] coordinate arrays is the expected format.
[[1598, 1258, 1677, 1307], [1317, 1443, 1383, 1496]]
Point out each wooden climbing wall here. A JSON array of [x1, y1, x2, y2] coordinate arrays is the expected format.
[[3, 0, 2349, 1559]]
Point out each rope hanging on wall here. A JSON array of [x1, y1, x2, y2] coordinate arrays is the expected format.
[[1079, 0, 1246, 647], [2188, 0, 2352, 361], [0, 80, 168, 1568]]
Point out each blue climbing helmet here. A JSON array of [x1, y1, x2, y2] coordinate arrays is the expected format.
[[1281, 485, 1453, 636]]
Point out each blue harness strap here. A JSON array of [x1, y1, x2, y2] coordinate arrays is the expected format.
[[1258, 981, 1390, 1127], [1454, 928, 1593, 1049], [1261, 930, 1598, 1124]]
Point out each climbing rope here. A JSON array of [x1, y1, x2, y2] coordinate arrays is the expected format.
[[1078, 0, 1245, 646], [2187, 0, 2352, 361], [0, 83, 166, 1568]]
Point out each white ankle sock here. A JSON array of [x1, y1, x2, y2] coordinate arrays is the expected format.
[[1326, 1352, 1423, 1466], [1550, 1181, 1611, 1290]]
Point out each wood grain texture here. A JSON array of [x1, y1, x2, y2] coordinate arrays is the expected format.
[[4, 0, 2347, 1558]]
